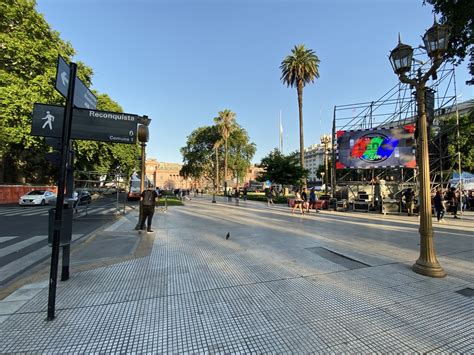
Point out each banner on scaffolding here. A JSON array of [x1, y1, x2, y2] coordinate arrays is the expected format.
[[335, 125, 416, 169]]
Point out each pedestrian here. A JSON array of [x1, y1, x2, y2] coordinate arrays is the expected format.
[[139, 184, 159, 232], [242, 186, 248, 201], [433, 188, 445, 223], [404, 188, 415, 216], [446, 187, 460, 219], [291, 189, 304, 214], [234, 188, 240, 206], [309, 187, 319, 213], [265, 186, 274, 206], [301, 187, 309, 212], [461, 190, 468, 213]]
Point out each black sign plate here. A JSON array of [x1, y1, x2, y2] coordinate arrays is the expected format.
[[31, 103, 137, 144], [55, 56, 98, 109]]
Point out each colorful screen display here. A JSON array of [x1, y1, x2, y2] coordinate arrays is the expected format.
[[336, 125, 416, 169]]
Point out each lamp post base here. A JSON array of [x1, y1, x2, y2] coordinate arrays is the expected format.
[[412, 260, 446, 278]]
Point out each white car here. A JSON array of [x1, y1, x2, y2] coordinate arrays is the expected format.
[[19, 190, 57, 206]]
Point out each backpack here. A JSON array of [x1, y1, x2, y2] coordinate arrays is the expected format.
[[142, 190, 156, 206]]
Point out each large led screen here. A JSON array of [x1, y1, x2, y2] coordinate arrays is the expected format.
[[336, 125, 416, 169]]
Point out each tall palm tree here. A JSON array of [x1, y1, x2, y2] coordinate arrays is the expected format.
[[280, 44, 320, 187], [214, 109, 236, 184]]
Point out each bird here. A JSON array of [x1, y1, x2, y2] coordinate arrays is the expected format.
[[225, 232, 230, 240]]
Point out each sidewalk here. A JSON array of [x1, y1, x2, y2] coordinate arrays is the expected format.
[[0, 196, 472, 353]]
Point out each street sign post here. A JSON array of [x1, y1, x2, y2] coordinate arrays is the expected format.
[[55, 55, 97, 109], [31, 103, 138, 144]]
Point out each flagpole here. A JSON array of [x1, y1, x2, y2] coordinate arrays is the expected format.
[[279, 110, 283, 153]]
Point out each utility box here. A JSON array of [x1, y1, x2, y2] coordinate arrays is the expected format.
[[48, 208, 73, 246]]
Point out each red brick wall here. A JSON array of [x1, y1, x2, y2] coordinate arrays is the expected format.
[[0, 185, 58, 204]]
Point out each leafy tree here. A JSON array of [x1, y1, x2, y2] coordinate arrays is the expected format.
[[0, 0, 137, 183], [180, 124, 255, 188], [280, 44, 320, 185], [227, 127, 256, 185], [180, 126, 221, 185], [214, 109, 236, 183], [441, 111, 474, 171], [424, 0, 473, 84], [258, 149, 308, 187]]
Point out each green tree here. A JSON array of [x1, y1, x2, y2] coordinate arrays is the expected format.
[[0, 0, 137, 183], [180, 124, 255, 188], [213, 109, 236, 183], [424, 0, 473, 84], [442, 111, 474, 171], [227, 127, 256, 186], [280, 45, 320, 186], [180, 126, 221, 185], [258, 149, 308, 187]]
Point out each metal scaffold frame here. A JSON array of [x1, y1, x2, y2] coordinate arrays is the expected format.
[[331, 56, 469, 209]]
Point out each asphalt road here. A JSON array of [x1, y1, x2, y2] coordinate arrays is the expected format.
[[0, 193, 134, 285]]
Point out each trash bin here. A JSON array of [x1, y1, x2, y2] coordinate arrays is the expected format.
[[329, 198, 337, 210], [48, 208, 73, 246]]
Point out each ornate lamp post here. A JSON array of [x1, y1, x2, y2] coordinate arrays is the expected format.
[[320, 134, 331, 194], [134, 115, 151, 230], [389, 20, 449, 278]]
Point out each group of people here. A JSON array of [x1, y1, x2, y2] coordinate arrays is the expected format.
[[433, 187, 467, 222], [291, 187, 319, 214]]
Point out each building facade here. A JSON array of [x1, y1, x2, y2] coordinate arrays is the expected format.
[[145, 158, 264, 190], [304, 143, 332, 182]]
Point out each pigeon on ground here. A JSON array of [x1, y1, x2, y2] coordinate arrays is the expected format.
[[225, 232, 230, 240]]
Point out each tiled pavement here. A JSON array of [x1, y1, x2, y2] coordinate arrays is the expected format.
[[0, 196, 473, 353]]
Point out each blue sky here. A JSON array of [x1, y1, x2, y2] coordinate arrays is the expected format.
[[36, 0, 473, 164]]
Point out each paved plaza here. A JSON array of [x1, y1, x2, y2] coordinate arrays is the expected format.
[[0, 196, 473, 353]]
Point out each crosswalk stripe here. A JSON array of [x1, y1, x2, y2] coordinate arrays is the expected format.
[[0, 235, 47, 258], [0, 245, 51, 285], [0, 233, 84, 285], [0, 236, 19, 243]]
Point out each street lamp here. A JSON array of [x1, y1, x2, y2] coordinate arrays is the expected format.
[[320, 134, 331, 194], [134, 115, 151, 230], [389, 19, 449, 278]]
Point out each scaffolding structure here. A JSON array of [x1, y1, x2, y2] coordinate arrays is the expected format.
[[331, 56, 468, 207]]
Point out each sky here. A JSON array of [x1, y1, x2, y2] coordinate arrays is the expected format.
[[36, 0, 473, 164]]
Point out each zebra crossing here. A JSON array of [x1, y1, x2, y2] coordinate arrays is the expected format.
[[0, 205, 119, 218], [0, 233, 84, 285]]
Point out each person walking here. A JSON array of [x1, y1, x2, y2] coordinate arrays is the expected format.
[[242, 186, 248, 201], [265, 186, 274, 207], [301, 187, 309, 213], [404, 188, 415, 216], [309, 187, 319, 213], [291, 190, 304, 214], [461, 190, 468, 213], [433, 188, 446, 223], [139, 185, 159, 232], [446, 187, 460, 219]]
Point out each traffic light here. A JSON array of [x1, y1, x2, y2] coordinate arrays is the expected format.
[[45, 137, 62, 168]]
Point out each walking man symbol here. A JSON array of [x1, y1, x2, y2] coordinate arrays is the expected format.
[[41, 111, 55, 130]]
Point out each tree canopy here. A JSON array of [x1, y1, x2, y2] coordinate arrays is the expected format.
[[0, 0, 139, 183], [180, 123, 255, 186], [258, 149, 308, 187], [424, 0, 473, 84]]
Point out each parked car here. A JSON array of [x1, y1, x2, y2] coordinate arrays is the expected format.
[[19, 190, 56, 206], [75, 190, 92, 205], [48, 189, 92, 207]]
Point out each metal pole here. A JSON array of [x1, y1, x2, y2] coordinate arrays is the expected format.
[[331, 107, 337, 198], [48, 62, 76, 321], [412, 84, 445, 277]]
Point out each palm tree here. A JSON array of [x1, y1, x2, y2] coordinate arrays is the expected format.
[[214, 109, 236, 186], [280, 44, 320, 187]]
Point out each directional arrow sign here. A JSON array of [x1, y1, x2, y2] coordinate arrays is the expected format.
[[55, 55, 97, 109], [31, 103, 138, 144]]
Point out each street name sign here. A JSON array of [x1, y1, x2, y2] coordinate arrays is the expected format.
[[55, 56, 98, 109], [31, 103, 137, 144]]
